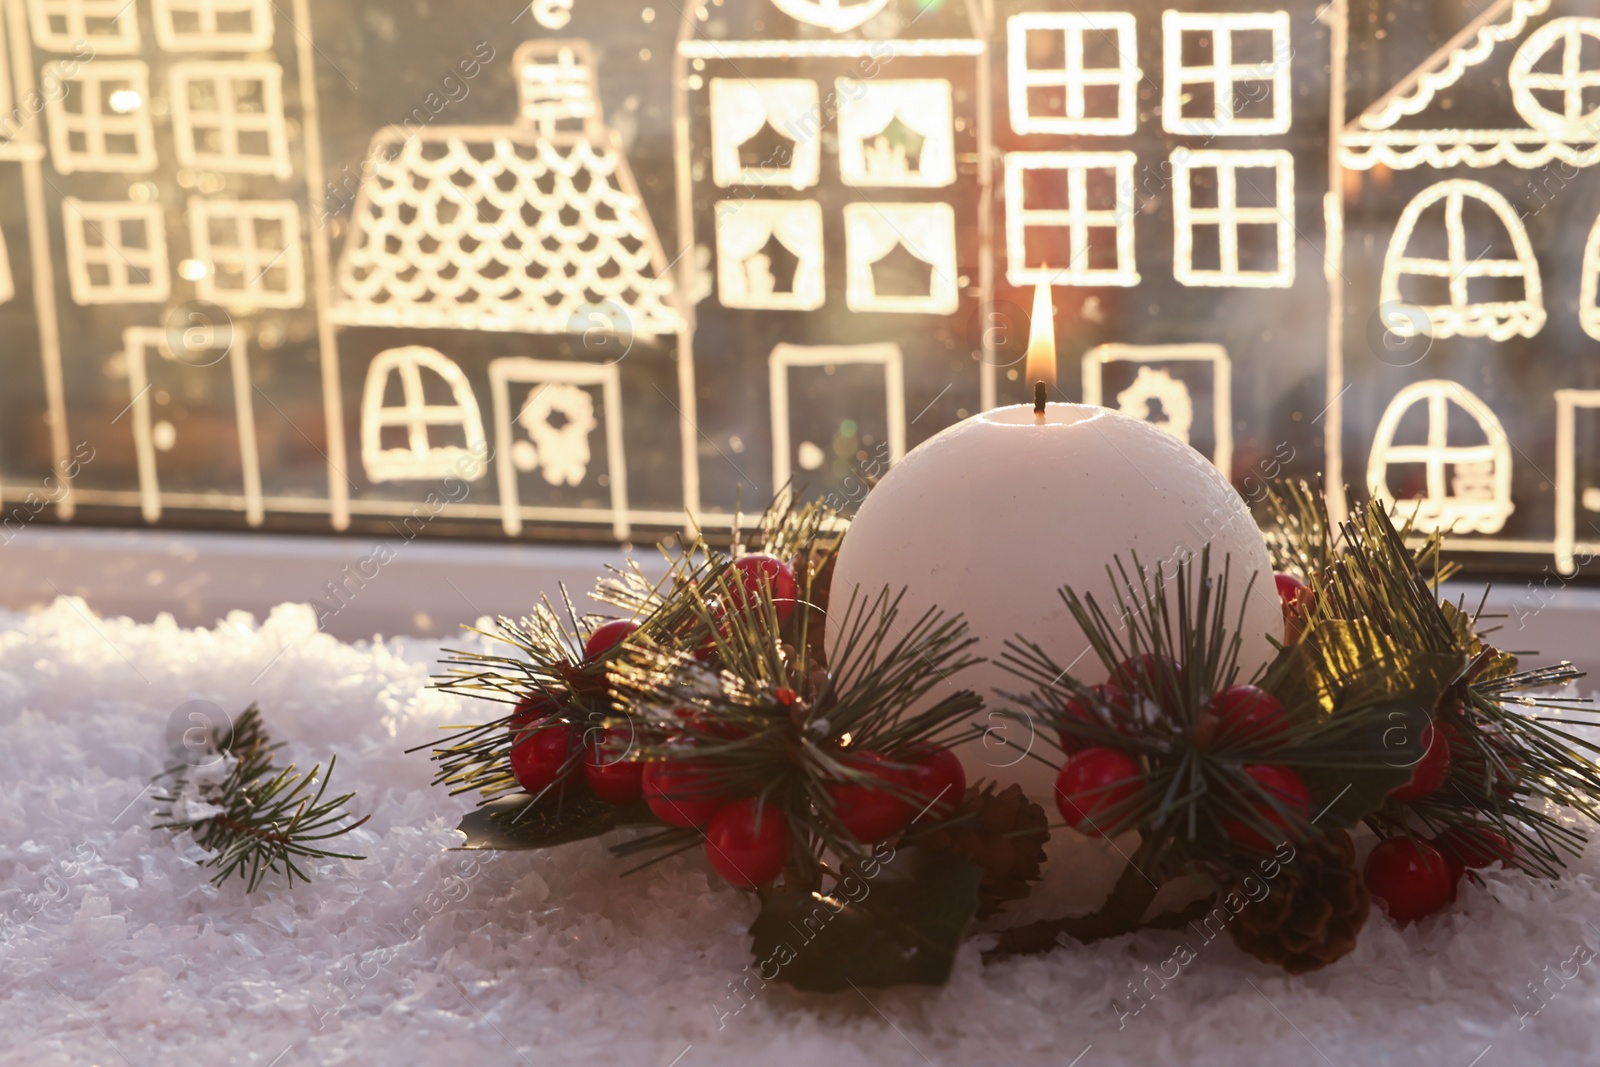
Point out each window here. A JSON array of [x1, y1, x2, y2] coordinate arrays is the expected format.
[[170, 62, 292, 177], [1381, 179, 1544, 340], [837, 79, 954, 187], [153, 0, 274, 51], [360, 347, 488, 484], [1162, 11, 1291, 135], [27, 0, 140, 53], [1007, 13, 1139, 136], [1172, 149, 1295, 288], [843, 202, 959, 314], [188, 199, 305, 309], [517, 40, 600, 134], [715, 199, 825, 310], [1082, 343, 1233, 472], [42, 61, 157, 174], [1368, 380, 1514, 536], [61, 199, 170, 304], [1004, 151, 1138, 287], [1510, 18, 1600, 136], [709, 79, 820, 189]]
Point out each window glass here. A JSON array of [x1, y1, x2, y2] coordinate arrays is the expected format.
[[0, 0, 1595, 582]]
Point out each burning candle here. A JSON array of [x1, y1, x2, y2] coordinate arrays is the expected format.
[[1027, 281, 1056, 424], [828, 290, 1278, 801]]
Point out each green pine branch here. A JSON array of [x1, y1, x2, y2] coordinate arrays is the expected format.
[[151, 705, 367, 892]]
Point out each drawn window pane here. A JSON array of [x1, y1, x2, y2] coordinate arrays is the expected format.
[[360, 346, 488, 483], [1008, 12, 1139, 136], [837, 79, 954, 188], [1172, 149, 1295, 288], [27, 0, 140, 53], [153, 0, 274, 51], [1083, 343, 1233, 473], [1381, 179, 1544, 341], [844, 202, 958, 314], [1162, 11, 1291, 135], [1368, 380, 1514, 536], [170, 62, 292, 177], [1510, 18, 1600, 137], [715, 199, 824, 310], [1005, 151, 1138, 287], [709, 79, 820, 189], [61, 199, 170, 304], [188, 198, 305, 309], [42, 61, 157, 174]]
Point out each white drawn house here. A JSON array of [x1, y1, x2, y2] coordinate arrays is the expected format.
[[673, 0, 994, 514], [1335, 0, 1600, 572], [992, 1, 1332, 478], [330, 40, 684, 539]]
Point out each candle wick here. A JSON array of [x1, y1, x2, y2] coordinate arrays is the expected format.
[[1033, 381, 1047, 423]]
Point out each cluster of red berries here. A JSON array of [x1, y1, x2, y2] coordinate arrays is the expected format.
[[657, 744, 965, 889], [1052, 665, 1310, 849], [508, 552, 964, 889], [1364, 826, 1515, 921]]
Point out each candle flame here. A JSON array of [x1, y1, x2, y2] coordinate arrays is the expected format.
[[1025, 281, 1057, 393]]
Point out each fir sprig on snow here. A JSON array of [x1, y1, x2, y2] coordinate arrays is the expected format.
[[152, 705, 367, 892]]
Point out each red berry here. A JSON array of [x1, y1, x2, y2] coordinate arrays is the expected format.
[[583, 727, 643, 804], [509, 690, 562, 727], [704, 798, 790, 888], [1057, 683, 1131, 753], [1364, 837, 1454, 922], [901, 746, 966, 821], [1222, 765, 1310, 851], [641, 761, 725, 828], [510, 723, 574, 795], [583, 619, 639, 660], [1054, 747, 1143, 836], [827, 752, 911, 842], [1389, 722, 1451, 801], [727, 554, 798, 621], [1209, 685, 1288, 745], [1433, 826, 1514, 887]]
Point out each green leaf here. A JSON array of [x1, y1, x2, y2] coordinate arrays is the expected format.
[[1290, 698, 1433, 828], [454, 792, 655, 850], [747, 845, 981, 993]]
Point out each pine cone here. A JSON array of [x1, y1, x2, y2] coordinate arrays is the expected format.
[[1229, 829, 1369, 975], [916, 783, 1049, 918]]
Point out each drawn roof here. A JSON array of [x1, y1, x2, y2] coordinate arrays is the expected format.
[[1342, 0, 1600, 170], [331, 41, 680, 338]]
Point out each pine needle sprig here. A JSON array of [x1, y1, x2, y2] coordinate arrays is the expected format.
[[605, 579, 986, 883], [1000, 546, 1455, 885], [151, 705, 367, 891]]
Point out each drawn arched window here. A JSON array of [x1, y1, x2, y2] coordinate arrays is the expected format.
[[1368, 380, 1514, 536], [771, 0, 888, 33], [361, 347, 488, 484], [1381, 180, 1544, 341], [1581, 212, 1600, 342], [1509, 18, 1600, 138]]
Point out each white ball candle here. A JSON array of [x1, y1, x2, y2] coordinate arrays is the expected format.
[[828, 401, 1281, 803]]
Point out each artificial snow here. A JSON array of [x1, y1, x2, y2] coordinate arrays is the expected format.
[[3, 596, 1599, 1066]]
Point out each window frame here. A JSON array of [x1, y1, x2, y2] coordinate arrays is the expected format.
[[1007, 12, 1141, 136], [1004, 150, 1139, 287], [169, 61, 293, 178], [187, 197, 306, 310], [61, 198, 171, 305], [1161, 10, 1292, 136], [1171, 147, 1296, 289]]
